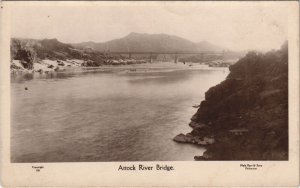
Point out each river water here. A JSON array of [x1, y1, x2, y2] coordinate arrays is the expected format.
[[11, 62, 228, 162]]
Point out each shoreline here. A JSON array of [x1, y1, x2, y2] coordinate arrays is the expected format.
[[11, 61, 229, 76], [173, 44, 288, 161]]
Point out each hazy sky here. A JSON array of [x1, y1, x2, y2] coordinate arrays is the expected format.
[[10, 1, 288, 51]]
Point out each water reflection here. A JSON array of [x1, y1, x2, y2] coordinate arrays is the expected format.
[[11, 62, 229, 162]]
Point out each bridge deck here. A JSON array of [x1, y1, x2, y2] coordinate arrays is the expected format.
[[104, 51, 224, 55]]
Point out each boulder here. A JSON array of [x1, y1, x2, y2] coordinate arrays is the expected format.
[[58, 62, 65, 66], [189, 121, 206, 129], [194, 155, 206, 161], [173, 134, 193, 143]]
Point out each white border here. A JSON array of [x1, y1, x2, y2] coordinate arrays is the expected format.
[[0, 1, 299, 187]]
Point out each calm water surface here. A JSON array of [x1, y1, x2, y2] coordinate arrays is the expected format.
[[11, 62, 228, 162]]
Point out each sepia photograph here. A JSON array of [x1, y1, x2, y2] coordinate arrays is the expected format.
[[8, 1, 291, 163], [1, 1, 299, 187]]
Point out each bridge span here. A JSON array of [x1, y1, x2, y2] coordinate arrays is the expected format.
[[104, 51, 227, 63]]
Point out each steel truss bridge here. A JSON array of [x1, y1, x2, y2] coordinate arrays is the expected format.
[[104, 51, 228, 63]]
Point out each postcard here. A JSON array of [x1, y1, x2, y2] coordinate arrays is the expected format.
[[0, 1, 299, 187]]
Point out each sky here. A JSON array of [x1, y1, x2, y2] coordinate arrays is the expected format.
[[10, 1, 289, 51]]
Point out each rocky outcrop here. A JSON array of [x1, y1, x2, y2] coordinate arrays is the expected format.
[[173, 133, 214, 146], [11, 39, 38, 69], [175, 42, 288, 160]]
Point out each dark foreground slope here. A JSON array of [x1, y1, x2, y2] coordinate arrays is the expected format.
[[174, 42, 288, 160]]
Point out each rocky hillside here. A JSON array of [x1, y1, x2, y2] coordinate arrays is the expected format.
[[72, 32, 225, 52], [11, 38, 82, 60], [174, 42, 288, 160], [11, 38, 147, 72], [11, 38, 85, 70]]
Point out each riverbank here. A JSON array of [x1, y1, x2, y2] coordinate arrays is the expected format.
[[10, 58, 150, 74], [11, 60, 229, 76], [10, 38, 150, 75], [10, 38, 236, 75], [174, 42, 288, 160]]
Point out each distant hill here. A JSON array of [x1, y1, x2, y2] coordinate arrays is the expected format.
[[72, 32, 225, 52], [196, 41, 225, 52]]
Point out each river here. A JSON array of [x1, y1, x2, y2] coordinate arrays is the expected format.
[[11, 62, 229, 162]]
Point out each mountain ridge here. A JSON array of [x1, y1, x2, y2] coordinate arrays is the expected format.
[[71, 32, 225, 52]]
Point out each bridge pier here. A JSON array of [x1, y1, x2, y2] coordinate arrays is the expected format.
[[149, 53, 153, 63], [106, 51, 226, 63], [200, 53, 204, 60]]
